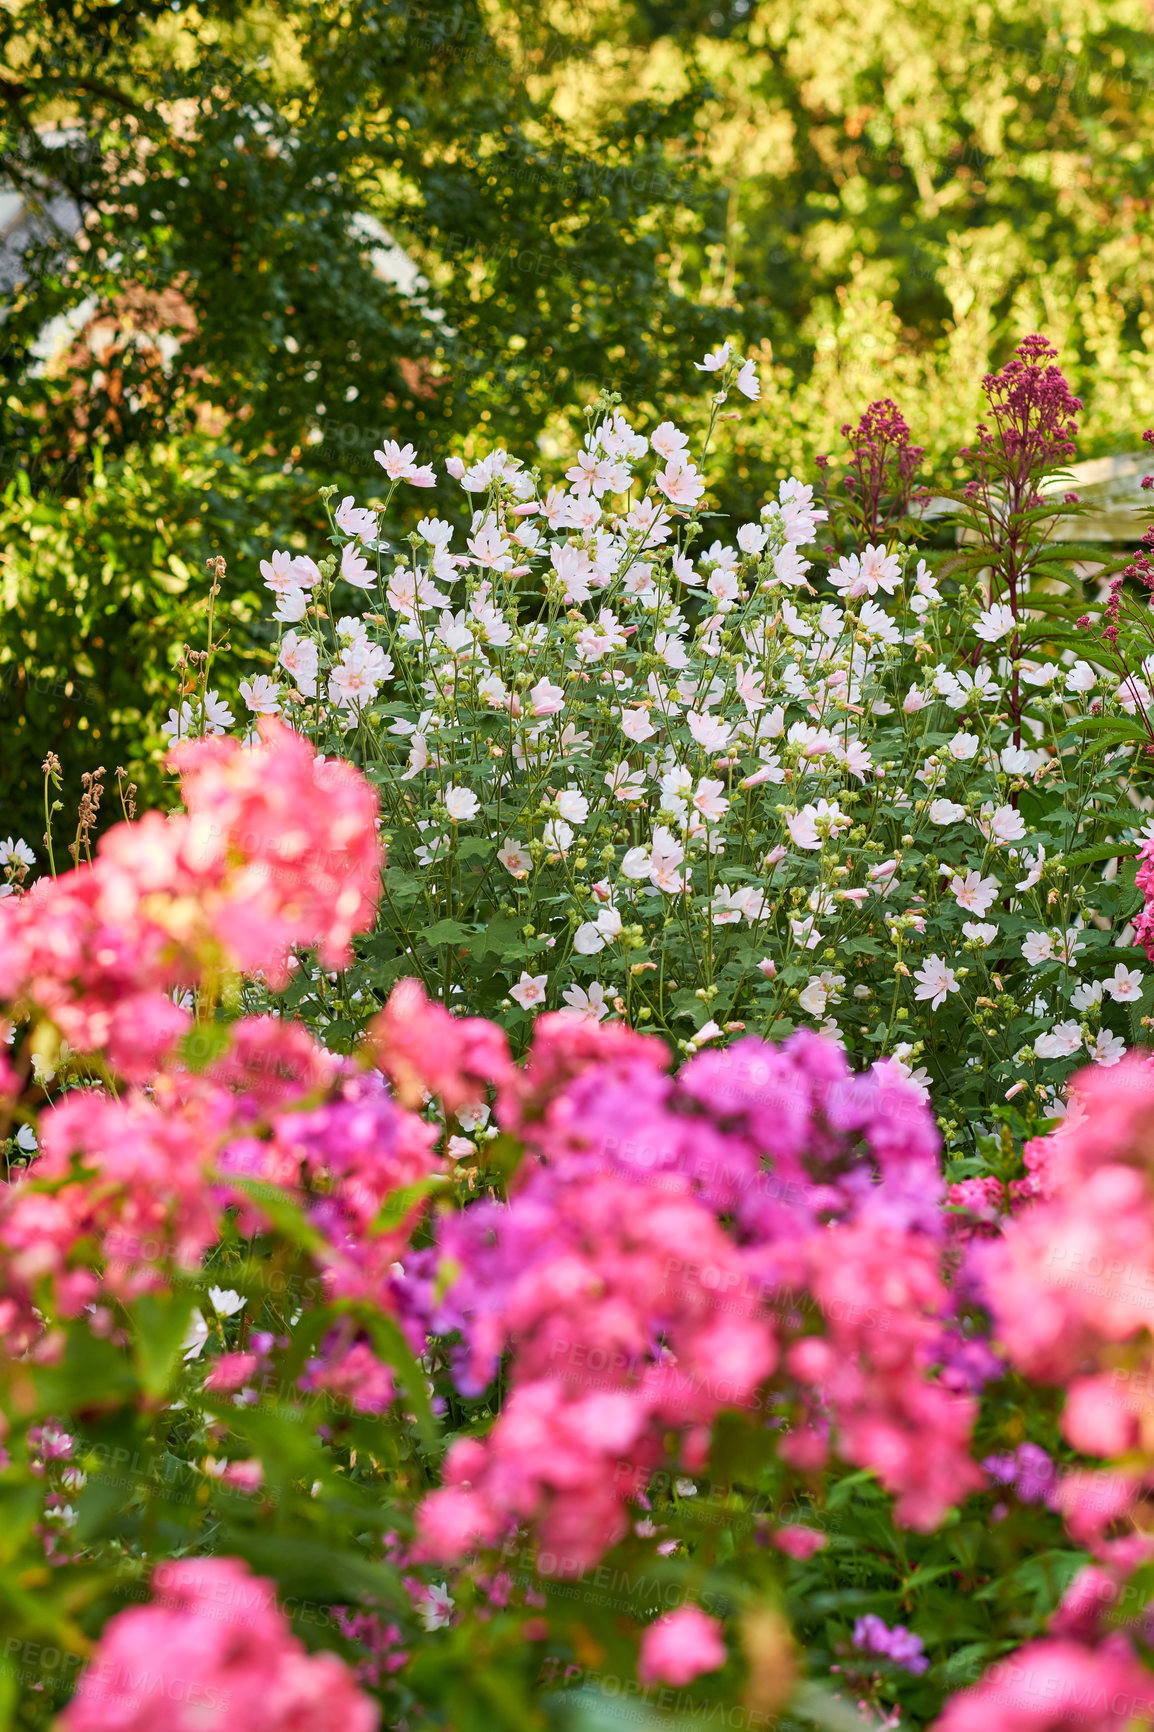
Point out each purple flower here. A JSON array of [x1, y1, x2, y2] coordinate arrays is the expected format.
[[852, 1614, 929, 1675]]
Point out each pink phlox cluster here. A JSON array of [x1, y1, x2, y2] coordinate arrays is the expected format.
[[0, 1082, 229, 1351], [1135, 840, 1154, 963], [61, 1556, 378, 1732], [931, 1635, 1154, 1732], [637, 1606, 727, 1687], [785, 1224, 984, 1530], [368, 977, 512, 1114], [299, 1330, 399, 1417], [0, 720, 381, 1080], [979, 1058, 1154, 1465], [170, 717, 382, 983]]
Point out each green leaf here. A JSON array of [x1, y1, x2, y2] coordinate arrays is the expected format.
[[420, 918, 473, 947], [357, 1308, 440, 1452], [179, 1019, 233, 1072], [229, 1179, 329, 1256], [1064, 842, 1140, 867], [130, 1288, 197, 1399]]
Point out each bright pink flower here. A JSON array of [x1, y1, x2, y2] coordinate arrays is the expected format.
[[368, 977, 512, 1114], [932, 1636, 1154, 1732], [61, 1556, 377, 1732], [638, 1607, 727, 1687]]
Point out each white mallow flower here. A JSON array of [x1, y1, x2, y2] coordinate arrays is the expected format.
[[978, 802, 1028, 846], [737, 523, 767, 555], [928, 798, 966, 824], [648, 826, 688, 893], [694, 340, 731, 373], [962, 921, 998, 944], [948, 731, 981, 762], [477, 672, 509, 708], [772, 544, 811, 586], [542, 819, 574, 855], [974, 602, 1016, 643], [573, 905, 623, 954], [789, 914, 823, 949], [1021, 661, 1060, 688], [556, 789, 590, 825], [208, 1287, 246, 1317], [903, 688, 928, 713], [1013, 846, 1046, 891], [497, 839, 531, 879], [1105, 964, 1145, 1003], [419, 1585, 455, 1632], [710, 885, 746, 926], [1087, 1029, 1127, 1066], [786, 799, 852, 851], [1065, 659, 1097, 694], [1022, 931, 1054, 965], [239, 675, 282, 715], [798, 971, 845, 1016], [560, 981, 610, 1022], [735, 357, 760, 400], [272, 586, 308, 623], [912, 955, 960, 1009], [444, 785, 480, 822], [1052, 928, 1083, 965], [1035, 1020, 1084, 1060], [857, 600, 900, 646], [950, 871, 1000, 916], [510, 972, 548, 1011], [828, 543, 902, 598], [181, 1310, 210, 1361], [1071, 979, 1104, 1011]]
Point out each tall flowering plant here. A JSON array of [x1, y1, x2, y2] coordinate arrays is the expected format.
[[159, 335, 1154, 1161]]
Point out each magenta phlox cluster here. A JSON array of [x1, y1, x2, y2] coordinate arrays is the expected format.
[[412, 1003, 976, 1567]]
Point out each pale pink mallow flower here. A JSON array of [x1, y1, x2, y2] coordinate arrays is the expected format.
[[693, 341, 731, 373], [239, 676, 282, 716], [686, 710, 731, 752], [912, 955, 959, 1009], [510, 972, 548, 1011], [786, 799, 851, 851], [638, 1607, 727, 1687], [277, 630, 319, 698], [735, 357, 760, 400], [529, 678, 565, 717], [340, 540, 376, 589], [497, 839, 531, 879], [950, 871, 999, 917], [374, 439, 435, 485], [978, 802, 1028, 845], [621, 708, 657, 743]]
